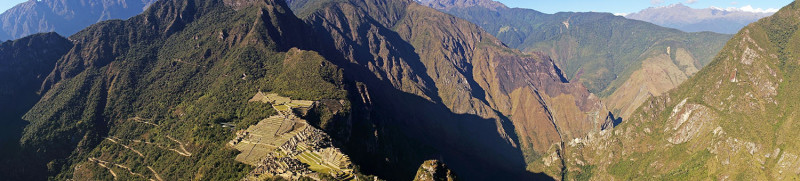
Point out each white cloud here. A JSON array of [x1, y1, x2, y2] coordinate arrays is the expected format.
[[614, 13, 629, 16], [719, 5, 779, 13], [685, 0, 698, 4], [650, 0, 664, 5]]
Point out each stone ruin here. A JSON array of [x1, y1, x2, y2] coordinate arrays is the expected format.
[[235, 92, 354, 180]]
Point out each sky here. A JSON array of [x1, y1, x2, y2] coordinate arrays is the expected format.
[[496, 0, 793, 15], [0, 0, 26, 14], [0, 0, 794, 15]]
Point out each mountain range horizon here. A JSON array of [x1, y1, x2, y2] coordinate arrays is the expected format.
[[0, 0, 799, 180]]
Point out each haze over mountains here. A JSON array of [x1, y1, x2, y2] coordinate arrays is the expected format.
[[0, 0, 156, 41], [0, 0, 798, 180], [626, 3, 775, 34]]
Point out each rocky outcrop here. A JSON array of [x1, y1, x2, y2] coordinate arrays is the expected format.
[[414, 160, 457, 181]]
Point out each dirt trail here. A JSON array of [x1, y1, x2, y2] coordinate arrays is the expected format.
[[89, 157, 155, 181], [129, 139, 192, 157], [167, 136, 192, 156], [90, 157, 118, 180], [129, 116, 159, 127], [148, 166, 164, 181], [106, 137, 145, 157]]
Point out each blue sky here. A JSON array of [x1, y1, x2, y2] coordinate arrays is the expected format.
[[0, 0, 794, 15], [496, 0, 792, 14], [0, 0, 26, 14]]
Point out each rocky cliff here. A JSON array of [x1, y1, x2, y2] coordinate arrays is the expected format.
[[291, 0, 613, 179]]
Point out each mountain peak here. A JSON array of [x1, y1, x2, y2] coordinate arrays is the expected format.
[[416, 0, 507, 10], [626, 3, 776, 34]]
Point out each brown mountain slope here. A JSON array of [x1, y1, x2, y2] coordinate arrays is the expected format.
[[418, 0, 731, 121], [11, 0, 613, 179], [292, 0, 613, 179]]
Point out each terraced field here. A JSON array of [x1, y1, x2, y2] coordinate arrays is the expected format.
[[233, 116, 306, 165]]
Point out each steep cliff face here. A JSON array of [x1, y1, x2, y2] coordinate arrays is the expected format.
[[291, 0, 612, 179], [0, 0, 157, 41], [0, 32, 72, 180], [421, 0, 732, 121], [559, 1, 800, 180]]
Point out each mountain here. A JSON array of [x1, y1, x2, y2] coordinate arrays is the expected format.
[[418, 0, 505, 10], [626, 3, 774, 34], [4, 0, 618, 180], [290, 0, 614, 179], [0, 32, 72, 180], [0, 0, 157, 41], [419, 0, 732, 121], [16, 0, 352, 180], [556, 1, 800, 179]]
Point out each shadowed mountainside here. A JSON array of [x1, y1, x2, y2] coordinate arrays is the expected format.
[[290, 0, 614, 179], [419, 0, 732, 121], [0, 32, 72, 180]]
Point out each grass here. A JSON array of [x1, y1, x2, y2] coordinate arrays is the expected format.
[[296, 151, 338, 174]]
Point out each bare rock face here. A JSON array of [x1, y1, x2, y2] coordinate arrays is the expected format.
[[414, 160, 457, 181], [665, 100, 715, 144]]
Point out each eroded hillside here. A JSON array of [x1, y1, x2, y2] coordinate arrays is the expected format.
[[420, 0, 732, 120], [555, 1, 800, 180]]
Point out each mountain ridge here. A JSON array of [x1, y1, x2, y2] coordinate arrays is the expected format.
[[555, 1, 800, 179], [0, 32, 72, 180], [0, 0, 157, 41], [626, 3, 774, 34], [0, 0, 612, 179], [419, 0, 731, 121]]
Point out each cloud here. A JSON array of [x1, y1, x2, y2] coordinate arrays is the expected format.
[[685, 0, 698, 4], [710, 5, 779, 13], [650, 0, 664, 5], [613, 13, 629, 16], [736, 5, 779, 13]]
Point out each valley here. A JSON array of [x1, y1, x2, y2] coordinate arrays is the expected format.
[[0, 0, 797, 180], [420, 0, 732, 121]]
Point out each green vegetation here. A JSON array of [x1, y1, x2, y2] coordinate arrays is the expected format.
[[0, 33, 73, 180], [563, 1, 800, 179], [14, 0, 348, 180], [437, 6, 732, 96]]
